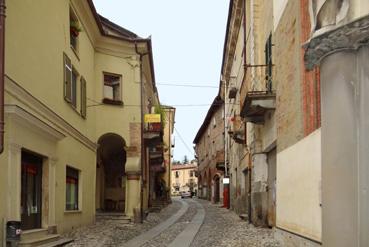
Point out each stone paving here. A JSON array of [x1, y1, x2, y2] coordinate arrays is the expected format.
[[64, 200, 182, 247], [64, 198, 281, 247], [191, 200, 281, 247]]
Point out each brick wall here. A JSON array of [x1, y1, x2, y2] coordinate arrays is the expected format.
[[274, 0, 304, 152]]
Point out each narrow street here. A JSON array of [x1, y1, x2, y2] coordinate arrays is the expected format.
[[65, 198, 280, 247]]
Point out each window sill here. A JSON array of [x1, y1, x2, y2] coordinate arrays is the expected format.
[[64, 210, 82, 214], [102, 98, 124, 106]]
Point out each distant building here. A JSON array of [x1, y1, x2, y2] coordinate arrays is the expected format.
[[171, 163, 198, 195], [193, 96, 225, 203]]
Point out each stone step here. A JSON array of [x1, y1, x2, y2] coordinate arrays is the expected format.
[[19, 234, 60, 247], [38, 238, 74, 247], [21, 229, 49, 242], [96, 213, 131, 223]]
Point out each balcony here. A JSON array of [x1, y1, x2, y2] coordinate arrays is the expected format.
[[144, 122, 163, 146], [227, 115, 245, 144], [149, 147, 165, 173], [240, 65, 276, 124]]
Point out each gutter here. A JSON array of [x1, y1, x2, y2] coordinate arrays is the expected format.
[[0, 0, 5, 154]]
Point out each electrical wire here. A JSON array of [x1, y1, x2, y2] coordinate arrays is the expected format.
[[156, 83, 218, 88], [174, 126, 195, 156]]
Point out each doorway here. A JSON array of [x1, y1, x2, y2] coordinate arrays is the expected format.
[[21, 151, 43, 230], [96, 133, 127, 212], [267, 148, 276, 227], [213, 175, 220, 203]]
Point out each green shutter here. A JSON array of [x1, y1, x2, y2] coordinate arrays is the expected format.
[[63, 53, 72, 102], [80, 77, 87, 118]]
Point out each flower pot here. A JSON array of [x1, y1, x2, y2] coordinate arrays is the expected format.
[[70, 27, 79, 37]]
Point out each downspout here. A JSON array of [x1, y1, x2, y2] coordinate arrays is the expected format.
[[0, 0, 5, 154], [135, 41, 148, 223]]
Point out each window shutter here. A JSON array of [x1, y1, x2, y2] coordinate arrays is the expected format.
[[63, 54, 72, 102], [80, 77, 87, 118], [71, 70, 78, 108]]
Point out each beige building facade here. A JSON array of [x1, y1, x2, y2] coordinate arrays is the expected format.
[[171, 164, 198, 195], [0, 0, 164, 245]]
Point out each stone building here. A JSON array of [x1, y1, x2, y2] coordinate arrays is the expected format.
[[193, 96, 225, 203], [171, 163, 198, 195], [221, 0, 369, 246], [0, 0, 167, 245], [221, 0, 320, 245]]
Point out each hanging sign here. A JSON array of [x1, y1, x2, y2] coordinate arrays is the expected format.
[[144, 114, 161, 123]]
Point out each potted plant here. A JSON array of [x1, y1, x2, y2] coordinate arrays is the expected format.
[[70, 20, 82, 37]]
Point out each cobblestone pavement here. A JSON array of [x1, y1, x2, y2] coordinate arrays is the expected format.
[[142, 199, 198, 247], [191, 200, 281, 247], [64, 200, 182, 247], [64, 198, 281, 247]]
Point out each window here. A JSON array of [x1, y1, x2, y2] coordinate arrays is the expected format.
[[63, 53, 86, 117], [103, 73, 122, 105], [80, 77, 87, 118], [175, 171, 179, 178], [64, 54, 72, 103], [265, 34, 273, 92], [63, 53, 79, 109], [66, 166, 79, 211], [190, 170, 194, 177], [70, 9, 81, 53]]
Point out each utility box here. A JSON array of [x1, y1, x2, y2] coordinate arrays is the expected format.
[[6, 221, 21, 242]]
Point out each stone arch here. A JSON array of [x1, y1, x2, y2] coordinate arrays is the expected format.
[[96, 133, 127, 212]]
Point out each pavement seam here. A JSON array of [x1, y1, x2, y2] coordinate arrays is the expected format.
[[121, 198, 189, 247], [167, 199, 205, 247]]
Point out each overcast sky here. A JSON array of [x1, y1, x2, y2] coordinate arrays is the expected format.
[[93, 0, 230, 162]]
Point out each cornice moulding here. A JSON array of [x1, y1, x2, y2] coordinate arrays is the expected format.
[[5, 75, 97, 152]]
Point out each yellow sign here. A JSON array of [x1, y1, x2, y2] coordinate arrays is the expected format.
[[144, 114, 161, 123]]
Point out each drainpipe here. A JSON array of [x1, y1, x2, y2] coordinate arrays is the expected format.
[[135, 41, 148, 223], [0, 0, 5, 154]]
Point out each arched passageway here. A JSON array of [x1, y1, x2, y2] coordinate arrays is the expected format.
[[96, 133, 126, 212]]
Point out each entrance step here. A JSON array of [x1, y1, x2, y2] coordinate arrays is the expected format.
[[19, 228, 73, 247], [239, 214, 249, 221], [19, 233, 60, 247], [96, 212, 131, 224], [37, 238, 74, 247], [21, 229, 49, 242]]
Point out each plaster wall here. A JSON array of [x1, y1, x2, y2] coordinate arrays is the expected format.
[[276, 129, 322, 242], [320, 46, 369, 247], [273, 0, 289, 31]]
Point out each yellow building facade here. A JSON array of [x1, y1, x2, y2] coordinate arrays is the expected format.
[[0, 0, 160, 245]]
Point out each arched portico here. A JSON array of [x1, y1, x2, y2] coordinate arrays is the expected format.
[[96, 133, 126, 212]]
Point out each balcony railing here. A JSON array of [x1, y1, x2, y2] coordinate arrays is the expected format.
[[240, 65, 276, 124]]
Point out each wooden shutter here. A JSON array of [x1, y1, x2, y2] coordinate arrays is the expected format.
[[80, 77, 87, 118], [71, 70, 78, 108], [63, 54, 72, 102]]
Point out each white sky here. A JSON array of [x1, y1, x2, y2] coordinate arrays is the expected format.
[[93, 0, 230, 162]]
